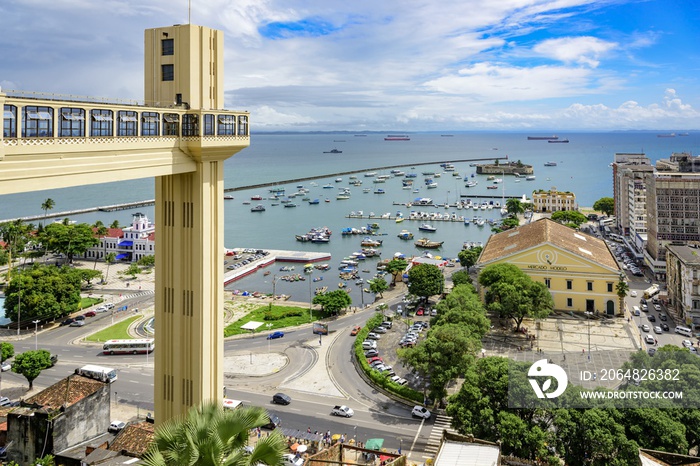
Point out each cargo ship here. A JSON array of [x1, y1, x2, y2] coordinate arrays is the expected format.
[[385, 134, 410, 141], [527, 135, 559, 140]]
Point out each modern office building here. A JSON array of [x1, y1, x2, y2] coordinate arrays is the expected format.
[[477, 218, 622, 315], [665, 244, 700, 328], [531, 186, 577, 212]]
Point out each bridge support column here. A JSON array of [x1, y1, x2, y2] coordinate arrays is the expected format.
[[154, 158, 226, 423]]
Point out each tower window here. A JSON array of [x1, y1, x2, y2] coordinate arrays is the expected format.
[[162, 38, 174, 56], [162, 64, 174, 82]]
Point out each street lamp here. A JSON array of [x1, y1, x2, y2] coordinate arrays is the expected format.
[[584, 311, 593, 361], [308, 270, 313, 321], [266, 323, 273, 353], [33, 320, 40, 350]]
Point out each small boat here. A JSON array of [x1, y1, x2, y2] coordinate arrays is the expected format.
[[544, 161, 557, 166], [335, 177, 343, 182], [487, 185, 498, 189], [284, 203, 297, 208], [396, 217, 404, 223], [548, 139, 569, 143], [426, 182, 438, 189], [397, 230, 414, 240], [526, 175, 536, 181], [465, 181, 478, 187], [309, 199, 320, 204], [414, 238, 444, 248], [323, 148, 343, 153], [364, 172, 377, 177], [374, 188, 386, 194], [336, 194, 351, 200], [360, 237, 383, 247], [251, 195, 263, 201], [323, 184, 334, 189], [263, 271, 271, 276], [325, 198, 331, 202], [224, 195, 234, 200], [418, 223, 437, 232], [251, 204, 266, 212]]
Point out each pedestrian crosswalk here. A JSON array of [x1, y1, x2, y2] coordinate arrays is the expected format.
[[424, 414, 458, 456], [118, 290, 154, 301]]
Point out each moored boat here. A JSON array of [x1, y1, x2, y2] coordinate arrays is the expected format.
[[418, 223, 437, 232], [250, 204, 266, 212], [414, 238, 444, 248]]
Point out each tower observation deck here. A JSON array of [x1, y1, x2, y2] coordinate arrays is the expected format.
[[1, 23, 249, 423]]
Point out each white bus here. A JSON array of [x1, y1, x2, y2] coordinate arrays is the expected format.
[[102, 338, 155, 355], [75, 364, 118, 383]]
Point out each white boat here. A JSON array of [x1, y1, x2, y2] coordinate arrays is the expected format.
[[465, 181, 478, 187], [364, 172, 377, 177], [544, 161, 557, 167], [418, 223, 437, 232], [250, 204, 266, 212], [426, 182, 438, 189], [526, 175, 536, 181]]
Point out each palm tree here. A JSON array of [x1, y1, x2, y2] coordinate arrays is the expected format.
[[104, 252, 117, 284], [40, 198, 55, 227], [141, 401, 286, 466], [505, 198, 525, 216], [616, 275, 629, 317], [110, 219, 121, 229]]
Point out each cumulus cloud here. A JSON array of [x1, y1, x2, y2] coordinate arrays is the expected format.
[[533, 36, 618, 68]]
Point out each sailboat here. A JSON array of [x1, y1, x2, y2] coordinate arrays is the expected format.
[[500, 172, 509, 216]]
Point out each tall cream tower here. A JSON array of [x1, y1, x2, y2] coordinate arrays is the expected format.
[[1, 23, 248, 423]]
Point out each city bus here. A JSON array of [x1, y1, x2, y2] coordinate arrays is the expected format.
[[75, 364, 118, 383], [102, 338, 155, 355]]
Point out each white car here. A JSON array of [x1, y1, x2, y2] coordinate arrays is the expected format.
[[282, 453, 305, 466], [390, 375, 408, 385], [645, 335, 656, 345], [641, 324, 650, 332], [682, 339, 693, 348], [1, 361, 11, 372], [411, 405, 431, 419], [653, 326, 662, 334], [95, 305, 108, 313], [366, 332, 381, 340], [629, 290, 638, 297], [108, 420, 126, 433]]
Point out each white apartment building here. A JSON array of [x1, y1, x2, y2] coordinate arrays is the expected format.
[[666, 245, 700, 329], [83, 212, 155, 263]]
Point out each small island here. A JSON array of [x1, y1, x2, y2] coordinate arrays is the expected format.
[[475, 160, 534, 176]]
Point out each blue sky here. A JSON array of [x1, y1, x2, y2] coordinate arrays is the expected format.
[[1, 0, 699, 131]]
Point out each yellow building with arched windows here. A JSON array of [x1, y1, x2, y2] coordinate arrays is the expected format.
[[477, 218, 623, 315]]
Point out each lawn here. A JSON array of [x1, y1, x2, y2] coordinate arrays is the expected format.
[[85, 315, 141, 342], [80, 297, 103, 309], [224, 304, 318, 337]]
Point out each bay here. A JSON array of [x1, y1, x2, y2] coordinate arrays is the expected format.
[[2, 132, 699, 304]]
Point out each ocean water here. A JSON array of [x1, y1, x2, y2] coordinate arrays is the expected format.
[[1, 132, 699, 303]]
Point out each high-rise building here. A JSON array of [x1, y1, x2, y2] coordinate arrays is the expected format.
[[611, 153, 650, 237], [665, 245, 700, 328]]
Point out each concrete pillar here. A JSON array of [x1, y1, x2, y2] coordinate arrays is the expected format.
[[154, 158, 225, 422]]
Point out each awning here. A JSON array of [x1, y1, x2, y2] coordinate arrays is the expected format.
[[241, 321, 264, 331], [118, 241, 133, 247], [115, 253, 129, 260], [365, 438, 384, 450]]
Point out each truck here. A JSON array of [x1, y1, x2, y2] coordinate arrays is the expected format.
[[643, 284, 660, 299], [331, 405, 354, 418]]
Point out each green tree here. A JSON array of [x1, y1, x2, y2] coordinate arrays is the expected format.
[[0, 219, 32, 281], [368, 277, 389, 298], [550, 210, 588, 227], [615, 276, 629, 317], [75, 268, 103, 285], [141, 401, 286, 466], [1, 342, 15, 362], [478, 263, 553, 331], [110, 219, 121, 229], [593, 197, 615, 216], [39, 222, 99, 263], [457, 246, 482, 270], [506, 198, 526, 216], [399, 323, 479, 403], [3, 265, 82, 322], [40, 198, 56, 227], [450, 269, 472, 287], [407, 264, 444, 303], [138, 254, 156, 267], [312, 289, 352, 316], [11, 349, 53, 389], [385, 258, 408, 284], [92, 221, 108, 270]]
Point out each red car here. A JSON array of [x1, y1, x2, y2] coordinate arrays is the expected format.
[[416, 308, 425, 316], [83, 311, 97, 318], [350, 325, 361, 336], [367, 356, 383, 365]]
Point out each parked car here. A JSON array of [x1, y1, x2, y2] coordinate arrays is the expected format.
[[381, 321, 393, 329], [83, 310, 97, 317], [0, 397, 12, 407], [416, 308, 425, 316], [350, 326, 361, 336], [362, 341, 377, 350], [390, 375, 408, 385], [272, 393, 291, 405], [262, 413, 281, 430], [366, 332, 381, 340], [69, 320, 85, 327], [282, 453, 305, 466], [267, 331, 284, 340], [364, 349, 379, 357], [411, 406, 431, 419], [367, 357, 383, 365], [1, 361, 11, 372], [61, 318, 75, 326], [74, 315, 85, 321], [372, 326, 387, 334], [95, 306, 108, 313], [108, 420, 126, 433]]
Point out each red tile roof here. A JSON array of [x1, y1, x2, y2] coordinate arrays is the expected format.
[[25, 374, 105, 410]]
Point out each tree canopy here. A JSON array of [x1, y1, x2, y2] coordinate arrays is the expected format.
[[312, 289, 352, 316], [457, 246, 482, 270], [12, 349, 53, 389], [385, 258, 408, 283], [550, 210, 588, 227], [368, 277, 389, 297], [407, 264, 444, 302], [1, 342, 15, 362], [478, 263, 553, 330], [3, 265, 83, 323], [38, 222, 99, 263], [593, 197, 615, 216]]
